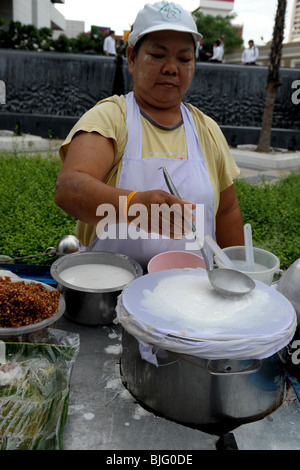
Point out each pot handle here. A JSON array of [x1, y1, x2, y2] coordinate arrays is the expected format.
[[206, 359, 262, 375], [272, 268, 284, 286]]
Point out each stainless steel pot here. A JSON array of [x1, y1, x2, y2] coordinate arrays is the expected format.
[[120, 329, 287, 430], [50, 252, 143, 325], [278, 258, 300, 327]]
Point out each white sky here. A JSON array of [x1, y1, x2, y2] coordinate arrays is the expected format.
[[55, 0, 294, 46]]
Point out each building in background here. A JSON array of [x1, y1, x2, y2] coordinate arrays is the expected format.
[[0, 0, 65, 33], [64, 20, 84, 39], [52, 19, 85, 39], [196, 0, 235, 17], [289, 0, 300, 42]]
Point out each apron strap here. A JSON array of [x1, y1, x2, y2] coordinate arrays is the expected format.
[[125, 92, 143, 159]]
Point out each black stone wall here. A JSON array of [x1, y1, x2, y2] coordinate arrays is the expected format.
[[0, 49, 116, 139], [0, 49, 299, 148]]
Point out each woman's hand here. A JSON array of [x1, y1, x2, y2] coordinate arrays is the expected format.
[[127, 190, 196, 239]]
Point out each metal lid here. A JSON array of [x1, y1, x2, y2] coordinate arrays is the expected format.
[[278, 258, 300, 317]]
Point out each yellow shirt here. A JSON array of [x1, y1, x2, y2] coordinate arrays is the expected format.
[[59, 94, 240, 247]]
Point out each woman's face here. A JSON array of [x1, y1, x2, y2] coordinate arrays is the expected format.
[[127, 30, 195, 110]]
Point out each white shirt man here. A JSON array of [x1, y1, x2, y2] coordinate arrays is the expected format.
[[242, 40, 259, 65], [104, 31, 116, 56], [209, 40, 223, 63]]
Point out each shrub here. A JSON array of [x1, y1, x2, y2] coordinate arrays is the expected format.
[[0, 152, 76, 264], [0, 20, 106, 54], [235, 171, 300, 270]]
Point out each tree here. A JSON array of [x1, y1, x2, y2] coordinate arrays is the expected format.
[[68, 27, 106, 54], [0, 20, 106, 55], [193, 11, 243, 54], [256, 0, 287, 153], [51, 33, 71, 53]]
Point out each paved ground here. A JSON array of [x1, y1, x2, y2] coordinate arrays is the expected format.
[[231, 145, 300, 183], [0, 130, 63, 155], [1, 130, 300, 182]]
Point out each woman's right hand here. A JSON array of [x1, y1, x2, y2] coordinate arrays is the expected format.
[[127, 190, 196, 239]]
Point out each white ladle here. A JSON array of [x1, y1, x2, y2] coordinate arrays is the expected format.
[[160, 167, 255, 297], [244, 223, 255, 271], [204, 234, 236, 269]]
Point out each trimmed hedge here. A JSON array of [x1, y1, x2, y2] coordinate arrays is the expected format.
[[235, 172, 300, 270], [0, 153, 76, 264]]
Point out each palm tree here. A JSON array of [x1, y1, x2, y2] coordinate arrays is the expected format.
[[256, 0, 287, 153]]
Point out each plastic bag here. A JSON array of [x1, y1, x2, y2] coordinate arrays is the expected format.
[[0, 329, 79, 450]]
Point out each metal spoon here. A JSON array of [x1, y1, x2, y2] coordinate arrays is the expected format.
[[160, 166, 255, 297]]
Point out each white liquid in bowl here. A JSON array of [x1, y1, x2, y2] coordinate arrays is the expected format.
[[231, 260, 267, 272], [59, 264, 134, 289]]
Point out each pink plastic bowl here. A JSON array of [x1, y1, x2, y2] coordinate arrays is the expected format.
[[147, 251, 205, 273]]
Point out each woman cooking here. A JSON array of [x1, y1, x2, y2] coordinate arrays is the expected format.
[[55, 1, 244, 270]]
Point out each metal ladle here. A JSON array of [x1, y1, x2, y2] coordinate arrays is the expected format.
[[160, 166, 255, 297]]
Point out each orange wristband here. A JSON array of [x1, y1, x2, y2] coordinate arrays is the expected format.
[[124, 191, 141, 224]]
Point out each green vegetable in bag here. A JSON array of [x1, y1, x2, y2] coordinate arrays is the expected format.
[[0, 330, 79, 450]]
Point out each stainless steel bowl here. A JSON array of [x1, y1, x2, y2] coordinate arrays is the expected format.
[[50, 251, 143, 325], [0, 279, 65, 343]]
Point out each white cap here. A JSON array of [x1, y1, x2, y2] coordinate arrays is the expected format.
[[128, 1, 202, 48]]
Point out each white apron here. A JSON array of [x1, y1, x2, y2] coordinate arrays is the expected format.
[[84, 92, 215, 269]]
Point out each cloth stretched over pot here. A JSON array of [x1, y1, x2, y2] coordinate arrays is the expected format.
[[116, 270, 297, 362]]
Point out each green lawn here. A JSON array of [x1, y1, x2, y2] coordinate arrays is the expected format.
[[0, 152, 299, 270]]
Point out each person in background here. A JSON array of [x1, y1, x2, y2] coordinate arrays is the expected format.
[[104, 30, 116, 56], [196, 39, 212, 62], [116, 39, 127, 62], [242, 40, 259, 65], [55, 2, 244, 269], [209, 39, 223, 63], [218, 35, 224, 56]]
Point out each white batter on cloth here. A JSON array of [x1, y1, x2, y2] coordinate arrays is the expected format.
[[140, 273, 284, 336], [59, 264, 134, 289]]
